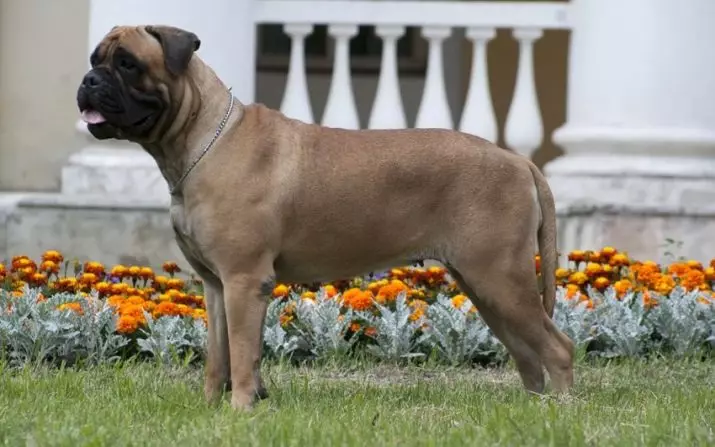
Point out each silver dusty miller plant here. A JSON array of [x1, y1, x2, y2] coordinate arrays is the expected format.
[[419, 294, 507, 366], [137, 311, 208, 366], [0, 287, 128, 367], [644, 287, 714, 357], [356, 292, 426, 362]]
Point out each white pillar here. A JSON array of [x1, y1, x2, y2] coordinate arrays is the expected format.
[[545, 0, 715, 261], [65, 0, 256, 199]]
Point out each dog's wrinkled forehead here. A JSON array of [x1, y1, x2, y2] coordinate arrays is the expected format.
[[90, 26, 165, 71]]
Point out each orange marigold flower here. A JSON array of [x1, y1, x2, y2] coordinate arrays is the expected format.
[[342, 288, 374, 311], [653, 274, 675, 296], [152, 275, 169, 290], [609, 253, 630, 267], [110, 265, 128, 278], [127, 266, 141, 278], [592, 276, 610, 291], [368, 279, 389, 294], [565, 284, 581, 300], [125, 295, 145, 306], [83, 261, 105, 276], [301, 291, 316, 302], [110, 282, 129, 295], [162, 261, 181, 275], [272, 284, 290, 298], [349, 322, 361, 333], [409, 299, 428, 322], [555, 268, 571, 280], [376, 279, 409, 304], [667, 262, 691, 277], [138, 267, 154, 280], [451, 294, 469, 309], [165, 278, 185, 290], [685, 260, 703, 271], [696, 295, 712, 305], [390, 268, 406, 280], [279, 313, 293, 327], [588, 251, 602, 263], [10, 290, 23, 298], [568, 250, 586, 263], [642, 290, 658, 309], [534, 255, 541, 274], [116, 315, 141, 334], [584, 262, 602, 277], [57, 302, 83, 315], [142, 300, 157, 312], [107, 295, 126, 307], [364, 327, 378, 337], [42, 250, 64, 263], [600, 246, 617, 258], [705, 267, 715, 282], [614, 279, 633, 298], [153, 301, 183, 318], [323, 284, 338, 298], [680, 269, 705, 291], [39, 260, 60, 274], [28, 272, 47, 286], [79, 272, 98, 286], [568, 271, 589, 286], [95, 281, 111, 295], [0, 263, 5, 276], [56, 277, 79, 292]]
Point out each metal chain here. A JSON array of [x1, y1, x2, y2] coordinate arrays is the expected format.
[[169, 87, 236, 195]]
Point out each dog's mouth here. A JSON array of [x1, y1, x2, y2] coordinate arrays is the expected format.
[[80, 109, 107, 125]]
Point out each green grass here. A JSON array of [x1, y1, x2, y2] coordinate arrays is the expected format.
[[0, 358, 714, 446]]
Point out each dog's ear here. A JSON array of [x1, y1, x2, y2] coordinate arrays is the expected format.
[[145, 25, 201, 76]]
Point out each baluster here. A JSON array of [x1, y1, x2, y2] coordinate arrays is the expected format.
[[415, 26, 453, 129], [280, 23, 314, 124], [368, 25, 407, 129], [322, 24, 360, 129], [459, 27, 497, 142], [504, 27, 544, 158]]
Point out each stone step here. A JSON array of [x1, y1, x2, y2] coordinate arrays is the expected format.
[[0, 192, 190, 271]]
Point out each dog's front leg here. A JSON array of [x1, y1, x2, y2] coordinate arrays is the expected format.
[[201, 278, 231, 404], [222, 267, 273, 411]]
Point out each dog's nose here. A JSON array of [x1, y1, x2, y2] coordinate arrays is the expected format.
[[82, 71, 102, 88]]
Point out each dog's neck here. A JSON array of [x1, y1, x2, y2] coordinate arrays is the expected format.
[[142, 56, 244, 196]]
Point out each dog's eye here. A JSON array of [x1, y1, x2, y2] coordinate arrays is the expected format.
[[119, 57, 138, 72]]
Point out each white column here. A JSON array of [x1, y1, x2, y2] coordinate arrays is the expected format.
[[64, 0, 256, 199], [322, 24, 360, 129], [415, 26, 453, 129], [545, 0, 715, 261], [368, 25, 407, 130]]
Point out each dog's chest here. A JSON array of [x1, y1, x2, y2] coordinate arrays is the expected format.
[[169, 203, 215, 274]]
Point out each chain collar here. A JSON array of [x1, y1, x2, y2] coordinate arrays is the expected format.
[[169, 87, 236, 196]]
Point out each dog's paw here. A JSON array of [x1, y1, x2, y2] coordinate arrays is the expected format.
[[230, 392, 257, 412]]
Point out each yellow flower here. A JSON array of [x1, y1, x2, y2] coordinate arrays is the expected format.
[[41, 250, 64, 264], [614, 279, 633, 298], [568, 250, 586, 263], [39, 260, 60, 274], [272, 284, 290, 298], [83, 261, 105, 276], [451, 294, 468, 309], [568, 271, 588, 286], [323, 284, 337, 298], [584, 262, 602, 278], [128, 266, 141, 278], [110, 265, 128, 278], [555, 268, 571, 280], [57, 302, 83, 314], [592, 276, 610, 291], [166, 278, 185, 290]]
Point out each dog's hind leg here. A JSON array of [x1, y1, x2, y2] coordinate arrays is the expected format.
[[446, 252, 574, 394], [447, 265, 546, 393]]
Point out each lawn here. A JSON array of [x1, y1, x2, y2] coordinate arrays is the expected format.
[[1, 358, 714, 446]]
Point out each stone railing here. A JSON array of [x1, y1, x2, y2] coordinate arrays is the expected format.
[[255, 0, 571, 158]]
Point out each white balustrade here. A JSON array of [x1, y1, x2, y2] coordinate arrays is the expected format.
[[368, 25, 407, 129], [458, 27, 497, 142], [322, 24, 360, 129], [280, 23, 315, 124], [414, 26, 453, 129], [504, 27, 544, 158]]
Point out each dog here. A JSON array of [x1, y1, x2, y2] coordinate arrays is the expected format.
[[76, 24, 574, 411]]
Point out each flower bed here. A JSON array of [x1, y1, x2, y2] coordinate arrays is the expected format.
[[1, 248, 714, 368]]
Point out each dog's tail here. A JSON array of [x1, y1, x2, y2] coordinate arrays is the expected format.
[[528, 163, 558, 319]]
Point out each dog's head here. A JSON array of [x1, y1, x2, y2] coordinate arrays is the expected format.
[[76, 25, 201, 143]]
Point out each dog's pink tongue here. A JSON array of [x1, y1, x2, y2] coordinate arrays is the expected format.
[[81, 110, 106, 124]]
